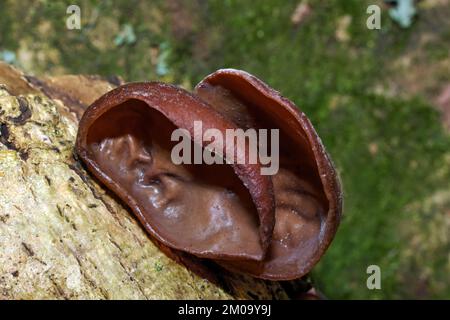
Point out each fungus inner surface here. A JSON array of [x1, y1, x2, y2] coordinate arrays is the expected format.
[[86, 99, 263, 260], [196, 81, 328, 277]]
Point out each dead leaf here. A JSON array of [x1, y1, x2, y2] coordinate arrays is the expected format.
[[291, 1, 312, 26], [335, 15, 352, 43]]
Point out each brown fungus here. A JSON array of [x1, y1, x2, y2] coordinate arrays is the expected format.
[[75, 70, 342, 281], [76, 82, 275, 262], [195, 69, 342, 280]]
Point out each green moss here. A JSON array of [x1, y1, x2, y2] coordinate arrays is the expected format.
[[154, 261, 164, 272]]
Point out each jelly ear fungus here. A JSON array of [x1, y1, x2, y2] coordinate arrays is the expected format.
[[75, 70, 342, 282], [195, 69, 342, 280], [75, 82, 275, 262]]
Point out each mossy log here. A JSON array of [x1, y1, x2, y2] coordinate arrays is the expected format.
[[0, 62, 296, 299]]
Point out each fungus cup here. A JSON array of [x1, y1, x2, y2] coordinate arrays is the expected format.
[[76, 69, 342, 280]]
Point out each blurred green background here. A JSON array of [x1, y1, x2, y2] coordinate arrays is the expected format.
[[1, 0, 449, 299]]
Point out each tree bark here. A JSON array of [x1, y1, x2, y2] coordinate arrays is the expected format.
[[0, 62, 292, 299]]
